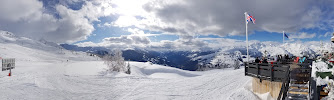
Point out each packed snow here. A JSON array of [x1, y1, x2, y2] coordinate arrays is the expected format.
[[0, 31, 263, 100]]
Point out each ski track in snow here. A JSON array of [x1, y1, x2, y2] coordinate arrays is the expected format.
[[0, 60, 258, 100], [0, 31, 260, 100]]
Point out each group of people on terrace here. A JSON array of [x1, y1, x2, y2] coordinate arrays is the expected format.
[[254, 54, 290, 64]]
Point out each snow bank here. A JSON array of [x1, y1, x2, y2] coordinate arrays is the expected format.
[[64, 61, 107, 76], [130, 62, 199, 79]]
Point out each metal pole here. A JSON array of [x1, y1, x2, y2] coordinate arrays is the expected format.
[[245, 12, 249, 62], [283, 31, 285, 54], [283, 31, 284, 44]]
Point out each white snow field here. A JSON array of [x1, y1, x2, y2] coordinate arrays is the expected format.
[[0, 31, 260, 100]]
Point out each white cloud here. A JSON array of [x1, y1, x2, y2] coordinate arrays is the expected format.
[[87, 0, 334, 51], [127, 28, 159, 37], [324, 32, 332, 37], [1, 0, 333, 49], [75, 35, 150, 50], [103, 22, 112, 27], [107, 0, 334, 38], [289, 32, 316, 39], [0, 0, 43, 22], [76, 36, 241, 51], [0, 0, 118, 43], [51, 5, 94, 43], [76, 28, 152, 49], [318, 32, 332, 38], [113, 16, 139, 27], [112, 0, 151, 16], [103, 35, 151, 44]]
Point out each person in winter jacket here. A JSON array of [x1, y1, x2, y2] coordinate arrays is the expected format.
[[255, 57, 260, 63]]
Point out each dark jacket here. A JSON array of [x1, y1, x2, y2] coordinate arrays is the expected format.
[[255, 58, 260, 63], [262, 59, 268, 63]]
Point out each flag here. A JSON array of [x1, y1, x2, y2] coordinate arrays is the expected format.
[[246, 13, 256, 24], [284, 33, 289, 38]]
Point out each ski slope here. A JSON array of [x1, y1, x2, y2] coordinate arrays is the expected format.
[[0, 61, 257, 100], [0, 31, 260, 100]]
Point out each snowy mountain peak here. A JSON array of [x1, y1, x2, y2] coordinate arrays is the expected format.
[[0, 30, 17, 42]]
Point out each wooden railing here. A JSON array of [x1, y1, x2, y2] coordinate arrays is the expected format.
[[244, 62, 290, 100], [245, 63, 290, 82]]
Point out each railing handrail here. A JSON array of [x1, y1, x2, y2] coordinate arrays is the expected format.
[[245, 62, 291, 100], [245, 62, 290, 82]]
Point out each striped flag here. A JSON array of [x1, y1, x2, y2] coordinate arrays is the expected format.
[[246, 13, 256, 24]]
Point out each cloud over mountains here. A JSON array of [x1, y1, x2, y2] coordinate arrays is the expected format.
[[0, 0, 333, 51]]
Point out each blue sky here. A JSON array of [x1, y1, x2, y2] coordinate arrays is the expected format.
[[0, 0, 333, 51], [67, 0, 333, 44]]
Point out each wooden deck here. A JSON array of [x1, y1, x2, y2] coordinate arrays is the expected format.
[[289, 63, 300, 69], [244, 62, 290, 99], [245, 59, 314, 100]]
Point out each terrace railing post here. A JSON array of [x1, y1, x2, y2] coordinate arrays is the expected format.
[[270, 64, 273, 81], [278, 66, 290, 100], [257, 63, 259, 78], [278, 78, 286, 100], [282, 67, 290, 100]]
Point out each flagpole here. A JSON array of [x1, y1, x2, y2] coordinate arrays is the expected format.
[[283, 31, 284, 44], [283, 31, 285, 54], [244, 12, 249, 62]]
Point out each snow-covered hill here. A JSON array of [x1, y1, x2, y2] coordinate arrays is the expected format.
[[61, 39, 331, 71], [1, 30, 329, 99], [0, 30, 98, 62], [0, 30, 265, 99]]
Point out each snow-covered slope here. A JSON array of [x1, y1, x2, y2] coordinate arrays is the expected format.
[[1, 61, 259, 99], [0, 30, 98, 62], [0, 31, 261, 99], [4, 30, 326, 99]]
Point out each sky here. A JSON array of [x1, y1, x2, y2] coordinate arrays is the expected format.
[[0, 0, 333, 51]]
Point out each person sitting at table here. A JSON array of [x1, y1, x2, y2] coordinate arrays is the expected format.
[[262, 57, 268, 63]]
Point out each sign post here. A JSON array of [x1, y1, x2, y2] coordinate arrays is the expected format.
[[9, 64, 11, 76], [1, 58, 15, 76]]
